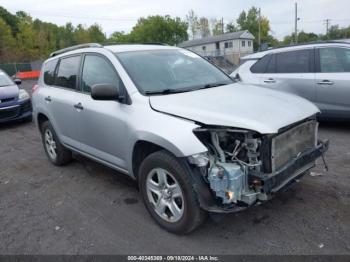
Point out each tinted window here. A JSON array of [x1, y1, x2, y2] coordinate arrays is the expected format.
[[319, 47, 350, 72], [43, 59, 58, 85], [276, 50, 311, 73], [55, 56, 81, 89], [266, 54, 276, 73], [250, 55, 271, 73], [82, 55, 121, 93]]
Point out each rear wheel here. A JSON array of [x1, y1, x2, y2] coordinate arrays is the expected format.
[[139, 150, 206, 234], [40, 121, 72, 166]]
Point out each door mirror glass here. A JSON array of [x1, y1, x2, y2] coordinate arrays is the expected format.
[[91, 84, 120, 100]]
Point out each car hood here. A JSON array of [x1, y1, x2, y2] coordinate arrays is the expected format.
[[149, 83, 319, 134], [0, 84, 18, 99]]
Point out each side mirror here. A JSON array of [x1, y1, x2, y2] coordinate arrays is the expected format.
[[14, 78, 22, 85], [91, 84, 120, 101]]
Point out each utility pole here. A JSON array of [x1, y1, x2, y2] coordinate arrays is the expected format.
[[221, 17, 224, 34], [294, 2, 299, 44], [324, 19, 331, 37], [258, 8, 261, 51]]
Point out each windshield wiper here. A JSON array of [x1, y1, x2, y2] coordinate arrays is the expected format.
[[145, 88, 190, 95], [200, 82, 228, 90]]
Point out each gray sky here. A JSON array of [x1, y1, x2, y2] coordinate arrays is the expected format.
[[2, 0, 350, 40]]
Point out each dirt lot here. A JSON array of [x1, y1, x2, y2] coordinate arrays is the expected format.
[[0, 80, 349, 255]]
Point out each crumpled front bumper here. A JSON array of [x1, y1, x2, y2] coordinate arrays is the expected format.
[[191, 140, 329, 214], [254, 139, 329, 194]]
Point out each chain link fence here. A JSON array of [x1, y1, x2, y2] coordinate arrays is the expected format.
[[0, 63, 32, 77]]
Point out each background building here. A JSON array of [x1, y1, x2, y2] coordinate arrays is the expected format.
[[178, 30, 255, 72]]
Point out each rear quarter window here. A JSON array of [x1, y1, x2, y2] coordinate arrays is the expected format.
[[43, 59, 58, 85]]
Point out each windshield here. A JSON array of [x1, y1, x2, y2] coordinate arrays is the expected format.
[[0, 71, 14, 87], [116, 49, 233, 94]]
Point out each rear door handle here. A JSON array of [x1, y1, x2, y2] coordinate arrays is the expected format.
[[317, 80, 334, 85], [74, 102, 84, 110], [263, 78, 276, 83], [44, 96, 51, 102]]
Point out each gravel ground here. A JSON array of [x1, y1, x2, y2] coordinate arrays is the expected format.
[[0, 80, 349, 255]]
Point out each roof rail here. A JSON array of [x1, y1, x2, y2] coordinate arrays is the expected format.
[[49, 43, 103, 57], [103, 42, 168, 46]]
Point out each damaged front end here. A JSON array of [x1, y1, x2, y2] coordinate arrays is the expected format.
[[188, 119, 329, 213]]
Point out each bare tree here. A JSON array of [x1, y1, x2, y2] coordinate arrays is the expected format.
[[198, 17, 210, 38], [186, 10, 199, 39]]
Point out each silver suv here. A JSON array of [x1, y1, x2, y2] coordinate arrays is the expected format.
[[33, 43, 328, 234], [230, 40, 350, 120]]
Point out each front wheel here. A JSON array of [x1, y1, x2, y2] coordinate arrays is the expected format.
[[139, 150, 206, 234]]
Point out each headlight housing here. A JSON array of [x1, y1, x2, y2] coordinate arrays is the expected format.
[[18, 89, 30, 101]]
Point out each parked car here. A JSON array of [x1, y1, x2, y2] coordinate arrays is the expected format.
[[33, 43, 328, 234], [231, 40, 350, 120], [0, 69, 32, 123]]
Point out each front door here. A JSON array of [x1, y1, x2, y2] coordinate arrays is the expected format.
[[75, 54, 128, 169]]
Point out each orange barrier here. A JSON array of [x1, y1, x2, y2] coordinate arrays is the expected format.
[[15, 71, 40, 79]]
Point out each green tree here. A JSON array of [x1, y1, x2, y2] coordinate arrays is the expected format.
[[0, 18, 17, 62], [130, 15, 188, 45], [226, 22, 238, 33], [282, 31, 320, 45], [16, 19, 39, 61], [108, 31, 130, 43], [236, 7, 271, 50], [0, 6, 19, 36], [88, 24, 106, 43]]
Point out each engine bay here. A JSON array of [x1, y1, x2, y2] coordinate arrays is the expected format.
[[191, 120, 320, 209]]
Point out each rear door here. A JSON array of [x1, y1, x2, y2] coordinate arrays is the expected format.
[[260, 49, 316, 102], [315, 46, 350, 118], [46, 55, 82, 149]]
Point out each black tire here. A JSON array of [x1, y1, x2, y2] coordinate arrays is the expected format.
[[23, 114, 32, 123], [139, 150, 207, 234], [40, 121, 72, 166]]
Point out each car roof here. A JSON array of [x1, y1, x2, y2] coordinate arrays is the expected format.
[[45, 43, 181, 63], [242, 40, 350, 60]]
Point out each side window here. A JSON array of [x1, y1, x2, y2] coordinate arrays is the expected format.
[[319, 47, 350, 73], [276, 49, 311, 73], [242, 41, 245, 47], [81, 55, 122, 93], [55, 56, 81, 90], [43, 59, 58, 85], [250, 55, 272, 73]]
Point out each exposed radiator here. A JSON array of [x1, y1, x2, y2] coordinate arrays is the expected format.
[[271, 121, 317, 172]]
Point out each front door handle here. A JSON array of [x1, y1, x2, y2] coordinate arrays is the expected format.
[[74, 103, 84, 110], [263, 78, 276, 83], [317, 80, 334, 85], [44, 96, 52, 102]]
